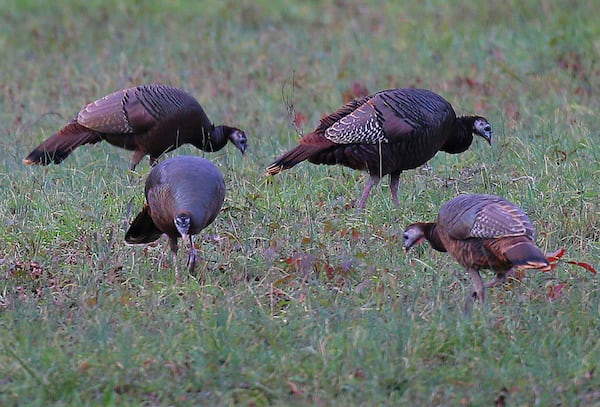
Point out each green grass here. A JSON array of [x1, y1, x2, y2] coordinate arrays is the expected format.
[[1, 0, 599, 405]]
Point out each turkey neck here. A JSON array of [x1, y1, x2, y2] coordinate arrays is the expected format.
[[440, 116, 476, 154], [196, 125, 229, 152], [423, 223, 447, 252]]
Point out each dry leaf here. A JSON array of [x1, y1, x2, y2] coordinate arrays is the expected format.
[[287, 380, 303, 396]]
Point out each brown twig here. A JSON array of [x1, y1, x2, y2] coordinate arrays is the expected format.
[[281, 71, 303, 137]]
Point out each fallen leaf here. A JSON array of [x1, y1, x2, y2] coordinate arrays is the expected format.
[[554, 149, 567, 164], [465, 76, 478, 87], [164, 361, 185, 376], [352, 368, 366, 379], [284, 252, 316, 275], [558, 50, 585, 79], [287, 380, 302, 396], [342, 81, 369, 103], [273, 274, 295, 287], [323, 262, 335, 280], [323, 220, 336, 234], [294, 112, 306, 129], [495, 386, 509, 407], [547, 283, 566, 301], [143, 359, 157, 368]]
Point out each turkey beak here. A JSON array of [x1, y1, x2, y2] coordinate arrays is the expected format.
[[177, 227, 188, 242], [484, 132, 493, 145], [175, 214, 191, 241], [238, 140, 247, 155], [402, 234, 411, 252], [480, 128, 493, 145]]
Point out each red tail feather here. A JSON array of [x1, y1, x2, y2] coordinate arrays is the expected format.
[[266, 133, 334, 175], [545, 247, 596, 275], [504, 240, 549, 270]]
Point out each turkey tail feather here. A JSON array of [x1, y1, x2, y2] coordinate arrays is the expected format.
[[125, 204, 163, 244], [266, 144, 320, 175], [504, 240, 550, 271], [23, 122, 103, 165]]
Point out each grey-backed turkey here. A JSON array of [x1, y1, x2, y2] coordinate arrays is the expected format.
[[125, 156, 226, 282]]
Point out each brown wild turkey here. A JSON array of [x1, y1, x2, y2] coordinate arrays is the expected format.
[[125, 156, 225, 281], [266, 88, 492, 209], [23, 84, 247, 170], [403, 194, 550, 306]]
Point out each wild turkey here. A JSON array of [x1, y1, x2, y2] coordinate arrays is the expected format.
[[403, 194, 550, 306], [125, 156, 225, 281], [23, 84, 247, 170], [266, 88, 492, 209]]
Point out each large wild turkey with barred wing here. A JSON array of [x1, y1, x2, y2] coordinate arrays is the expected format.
[[403, 194, 550, 306], [125, 156, 225, 282], [266, 88, 492, 209], [23, 84, 247, 170]]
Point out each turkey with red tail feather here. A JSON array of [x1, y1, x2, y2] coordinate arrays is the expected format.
[[403, 194, 550, 307]]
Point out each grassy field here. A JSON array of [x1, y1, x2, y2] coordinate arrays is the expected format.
[[1, 0, 599, 405]]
